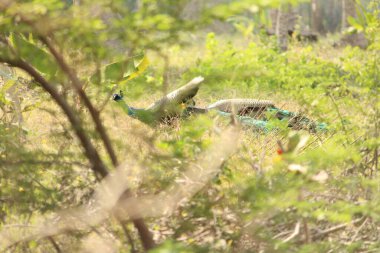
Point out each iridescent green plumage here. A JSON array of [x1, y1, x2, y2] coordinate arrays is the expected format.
[[113, 78, 327, 132], [113, 76, 204, 125]]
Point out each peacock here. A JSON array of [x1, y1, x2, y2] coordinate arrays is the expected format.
[[207, 99, 327, 132], [112, 77, 326, 132], [112, 76, 204, 125]]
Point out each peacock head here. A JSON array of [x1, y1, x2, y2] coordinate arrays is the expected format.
[[112, 90, 124, 101]]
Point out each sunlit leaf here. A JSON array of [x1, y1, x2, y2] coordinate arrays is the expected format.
[[90, 54, 149, 85], [10, 33, 58, 77]]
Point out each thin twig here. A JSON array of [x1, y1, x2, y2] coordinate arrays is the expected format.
[[302, 218, 311, 243], [157, 52, 170, 96], [98, 86, 118, 113], [328, 93, 348, 137], [273, 230, 292, 240], [121, 223, 137, 253], [351, 217, 369, 242], [312, 217, 365, 240]]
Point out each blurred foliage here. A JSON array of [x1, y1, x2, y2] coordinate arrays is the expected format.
[[0, 0, 379, 252]]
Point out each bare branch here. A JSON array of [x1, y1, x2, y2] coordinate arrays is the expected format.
[[39, 36, 119, 167], [0, 57, 109, 178], [282, 221, 301, 243], [48, 236, 62, 253], [36, 36, 156, 249], [312, 217, 365, 240]]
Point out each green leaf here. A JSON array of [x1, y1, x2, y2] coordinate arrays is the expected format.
[[28, 240, 38, 249], [104, 59, 135, 82], [90, 53, 149, 85], [287, 132, 301, 152], [355, 1, 368, 26], [11, 34, 58, 77], [347, 16, 363, 32]]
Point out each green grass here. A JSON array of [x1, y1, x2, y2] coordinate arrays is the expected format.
[[1, 32, 379, 252]]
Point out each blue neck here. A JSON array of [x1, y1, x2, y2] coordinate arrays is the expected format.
[[116, 100, 137, 116]]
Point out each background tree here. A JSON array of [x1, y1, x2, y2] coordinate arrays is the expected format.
[[272, 4, 296, 51], [341, 0, 369, 48], [311, 0, 324, 34]]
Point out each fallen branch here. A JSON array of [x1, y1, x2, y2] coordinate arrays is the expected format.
[[273, 230, 292, 240], [351, 217, 369, 243], [282, 221, 301, 243], [312, 217, 365, 240]]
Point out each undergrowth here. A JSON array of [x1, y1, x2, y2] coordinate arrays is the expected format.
[[0, 1, 379, 252]]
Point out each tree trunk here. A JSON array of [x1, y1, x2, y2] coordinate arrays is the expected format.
[[311, 0, 324, 34], [342, 0, 356, 30], [126, 0, 139, 12], [287, 5, 297, 33], [270, 9, 279, 33], [341, 0, 368, 49], [275, 4, 296, 51], [181, 0, 202, 20]]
